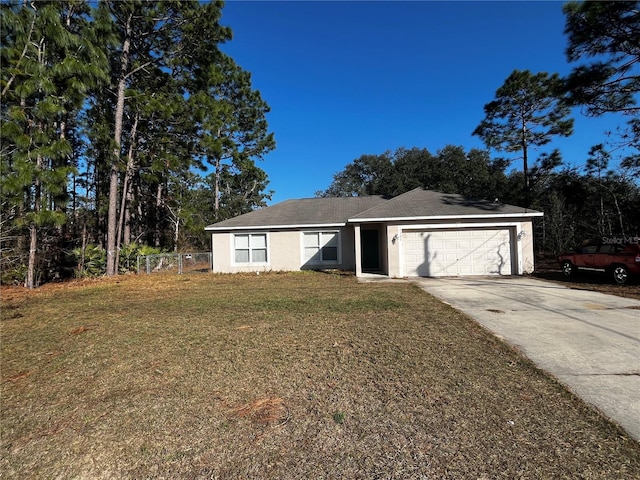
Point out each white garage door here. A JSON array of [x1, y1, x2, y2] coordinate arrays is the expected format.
[[403, 228, 513, 277]]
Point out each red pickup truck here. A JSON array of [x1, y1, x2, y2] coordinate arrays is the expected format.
[[558, 242, 640, 284]]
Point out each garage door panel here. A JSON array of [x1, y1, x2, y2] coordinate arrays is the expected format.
[[403, 229, 513, 277], [458, 240, 472, 250], [443, 252, 458, 262]]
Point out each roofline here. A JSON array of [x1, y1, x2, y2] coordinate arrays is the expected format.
[[348, 212, 544, 223], [205, 222, 347, 231], [205, 212, 544, 231]]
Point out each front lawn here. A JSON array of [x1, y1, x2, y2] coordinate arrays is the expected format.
[[1, 272, 639, 478]]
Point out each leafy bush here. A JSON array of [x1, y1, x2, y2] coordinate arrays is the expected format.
[[0, 263, 28, 286], [119, 244, 165, 273], [73, 244, 106, 277], [73, 244, 168, 277]]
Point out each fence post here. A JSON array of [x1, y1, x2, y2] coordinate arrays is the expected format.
[[178, 254, 183, 274], [137, 256, 140, 274], [146, 256, 150, 274]]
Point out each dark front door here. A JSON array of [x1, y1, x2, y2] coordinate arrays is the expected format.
[[361, 229, 380, 272]]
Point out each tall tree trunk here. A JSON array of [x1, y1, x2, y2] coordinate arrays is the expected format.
[[214, 156, 220, 219], [26, 224, 37, 289], [79, 222, 88, 274], [116, 113, 138, 265], [123, 113, 139, 246], [599, 196, 605, 236], [115, 172, 128, 269], [25, 36, 46, 288], [136, 184, 144, 243], [611, 192, 625, 236], [106, 13, 132, 276], [521, 120, 530, 207], [123, 188, 133, 245], [155, 182, 163, 248], [173, 206, 180, 252], [26, 154, 43, 289], [93, 154, 104, 249]]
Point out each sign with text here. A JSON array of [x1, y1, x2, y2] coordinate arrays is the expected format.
[[602, 236, 640, 245]]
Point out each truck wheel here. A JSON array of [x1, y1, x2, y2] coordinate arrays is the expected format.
[[561, 261, 573, 277], [612, 265, 629, 285]]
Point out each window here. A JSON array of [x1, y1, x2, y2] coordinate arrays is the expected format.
[[303, 231, 339, 264], [598, 244, 626, 254], [234, 233, 268, 264]]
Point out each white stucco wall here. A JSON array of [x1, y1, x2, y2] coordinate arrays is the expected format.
[[211, 218, 538, 277], [211, 227, 355, 274], [519, 220, 536, 274]]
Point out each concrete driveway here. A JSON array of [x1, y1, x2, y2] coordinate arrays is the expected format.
[[412, 276, 640, 441]]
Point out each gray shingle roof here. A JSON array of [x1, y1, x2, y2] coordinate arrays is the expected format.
[[205, 195, 387, 230], [205, 188, 542, 231], [350, 188, 543, 220]]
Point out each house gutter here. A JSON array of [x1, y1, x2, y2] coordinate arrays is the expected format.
[[348, 212, 544, 224], [205, 222, 347, 232]]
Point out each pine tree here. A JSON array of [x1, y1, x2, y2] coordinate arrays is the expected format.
[[1, 0, 107, 287], [473, 70, 574, 207], [189, 54, 275, 220]]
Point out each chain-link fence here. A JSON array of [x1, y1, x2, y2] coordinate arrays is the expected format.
[[137, 252, 212, 274]]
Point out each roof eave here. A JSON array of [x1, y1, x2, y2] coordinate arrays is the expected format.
[[348, 212, 544, 223], [205, 222, 348, 232]]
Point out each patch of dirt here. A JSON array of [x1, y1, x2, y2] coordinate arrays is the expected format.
[[5, 371, 32, 382], [70, 325, 98, 335], [229, 397, 289, 427]]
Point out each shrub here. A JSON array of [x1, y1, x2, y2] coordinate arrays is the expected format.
[[73, 244, 106, 277], [73, 244, 168, 277]]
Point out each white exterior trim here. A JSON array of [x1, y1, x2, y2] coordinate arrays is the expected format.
[[393, 222, 527, 278], [349, 212, 543, 223], [207, 214, 542, 231], [398, 222, 520, 230], [230, 232, 271, 267], [398, 221, 524, 231], [299, 229, 342, 267], [354, 224, 363, 277], [206, 222, 346, 232]]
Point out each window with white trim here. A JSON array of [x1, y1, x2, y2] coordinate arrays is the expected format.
[[234, 233, 268, 264], [303, 231, 339, 264]]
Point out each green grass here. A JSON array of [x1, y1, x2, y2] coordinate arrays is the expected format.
[[1, 272, 639, 479]]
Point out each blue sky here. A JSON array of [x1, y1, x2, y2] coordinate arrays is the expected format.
[[219, 1, 627, 204]]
